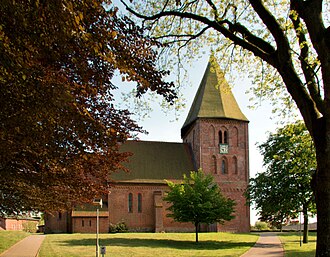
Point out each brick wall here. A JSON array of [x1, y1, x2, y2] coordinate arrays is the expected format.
[[0, 217, 39, 231], [72, 217, 109, 233], [44, 212, 70, 233], [109, 184, 195, 232]]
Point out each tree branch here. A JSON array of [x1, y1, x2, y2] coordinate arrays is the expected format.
[[289, 6, 324, 114], [205, 0, 219, 20], [247, 0, 322, 134], [155, 25, 210, 40], [121, 0, 323, 134], [121, 1, 276, 64], [249, 0, 291, 62], [291, 0, 330, 102]]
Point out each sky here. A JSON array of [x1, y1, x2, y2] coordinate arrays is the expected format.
[[114, 54, 281, 224]]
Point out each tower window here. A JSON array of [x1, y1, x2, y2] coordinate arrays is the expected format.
[[219, 129, 229, 153], [233, 127, 238, 147], [221, 159, 228, 174], [219, 131, 223, 144], [224, 131, 228, 144], [128, 193, 133, 213], [233, 156, 238, 174], [209, 125, 215, 146], [138, 193, 142, 213], [211, 156, 217, 174]]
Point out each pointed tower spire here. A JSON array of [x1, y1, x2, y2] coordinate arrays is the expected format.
[[181, 55, 248, 137]]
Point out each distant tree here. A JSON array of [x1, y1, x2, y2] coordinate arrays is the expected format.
[[246, 121, 316, 242], [254, 221, 269, 231], [0, 0, 176, 215], [164, 170, 235, 243]]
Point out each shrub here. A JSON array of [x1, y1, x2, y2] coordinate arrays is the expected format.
[[22, 221, 38, 233], [255, 221, 269, 231], [109, 221, 128, 233]]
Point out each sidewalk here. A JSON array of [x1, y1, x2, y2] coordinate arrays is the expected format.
[[0, 234, 45, 257], [240, 232, 284, 257]]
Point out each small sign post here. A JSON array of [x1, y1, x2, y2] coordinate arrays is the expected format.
[[93, 199, 103, 257], [100, 246, 106, 256]]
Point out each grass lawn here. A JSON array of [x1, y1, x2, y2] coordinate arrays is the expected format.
[[0, 231, 30, 254], [39, 232, 259, 257], [280, 232, 316, 257]]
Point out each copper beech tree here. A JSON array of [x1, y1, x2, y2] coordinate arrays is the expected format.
[[0, 0, 176, 214], [122, 0, 329, 255]]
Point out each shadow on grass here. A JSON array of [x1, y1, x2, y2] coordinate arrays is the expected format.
[[279, 232, 317, 238], [61, 237, 255, 250], [279, 232, 316, 257], [284, 249, 315, 257]]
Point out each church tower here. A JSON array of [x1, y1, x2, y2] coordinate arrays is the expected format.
[[181, 56, 250, 232]]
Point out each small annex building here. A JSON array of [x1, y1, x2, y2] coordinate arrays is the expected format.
[[0, 216, 39, 231], [44, 56, 250, 233]]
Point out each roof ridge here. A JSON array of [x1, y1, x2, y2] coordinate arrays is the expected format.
[[126, 140, 186, 144]]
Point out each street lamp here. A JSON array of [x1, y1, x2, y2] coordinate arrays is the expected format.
[[93, 198, 103, 257]]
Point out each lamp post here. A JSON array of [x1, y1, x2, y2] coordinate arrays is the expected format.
[[93, 198, 103, 257], [298, 208, 303, 247]]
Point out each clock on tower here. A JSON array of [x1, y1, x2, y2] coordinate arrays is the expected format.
[[219, 144, 229, 154]]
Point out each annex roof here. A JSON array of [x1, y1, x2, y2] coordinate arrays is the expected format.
[[110, 141, 196, 183], [181, 56, 248, 137]]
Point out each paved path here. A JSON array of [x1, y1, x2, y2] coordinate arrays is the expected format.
[[240, 232, 284, 257], [0, 235, 45, 257]]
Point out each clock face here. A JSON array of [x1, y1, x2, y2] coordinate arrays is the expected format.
[[219, 144, 229, 154]]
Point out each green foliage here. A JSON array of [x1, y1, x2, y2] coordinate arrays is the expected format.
[[164, 170, 235, 242], [246, 121, 316, 233], [22, 221, 38, 233], [254, 221, 269, 231], [109, 221, 128, 233], [0, 0, 176, 214]]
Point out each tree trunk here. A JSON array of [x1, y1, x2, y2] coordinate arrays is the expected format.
[[303, 207, 309, 244], [195, 222, 199, 243], [313, 118, 330, 257]]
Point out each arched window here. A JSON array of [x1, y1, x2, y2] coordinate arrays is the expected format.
[[138, 193, 142, 213], [211, 155, 217, 174], [232, 127, 238, 147], [128, 193, 133, 213], [221, 158, 228, 174], [209, 125, 215, 146], [233, 156, 238, 174], [224, 130, 228, 144], [219, 130, 223, 144]]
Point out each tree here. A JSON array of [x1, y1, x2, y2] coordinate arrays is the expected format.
[[247, 121, 316, 242], [0, 0, 176, 215], [164, 170, 235, 243], [121, 0, 330, 255], [248, 172, 297, 231]]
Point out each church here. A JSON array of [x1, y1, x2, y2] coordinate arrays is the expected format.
[[44, 57, 250, 233]]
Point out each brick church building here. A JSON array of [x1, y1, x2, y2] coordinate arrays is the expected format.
[[45, 57, 250, 233]]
